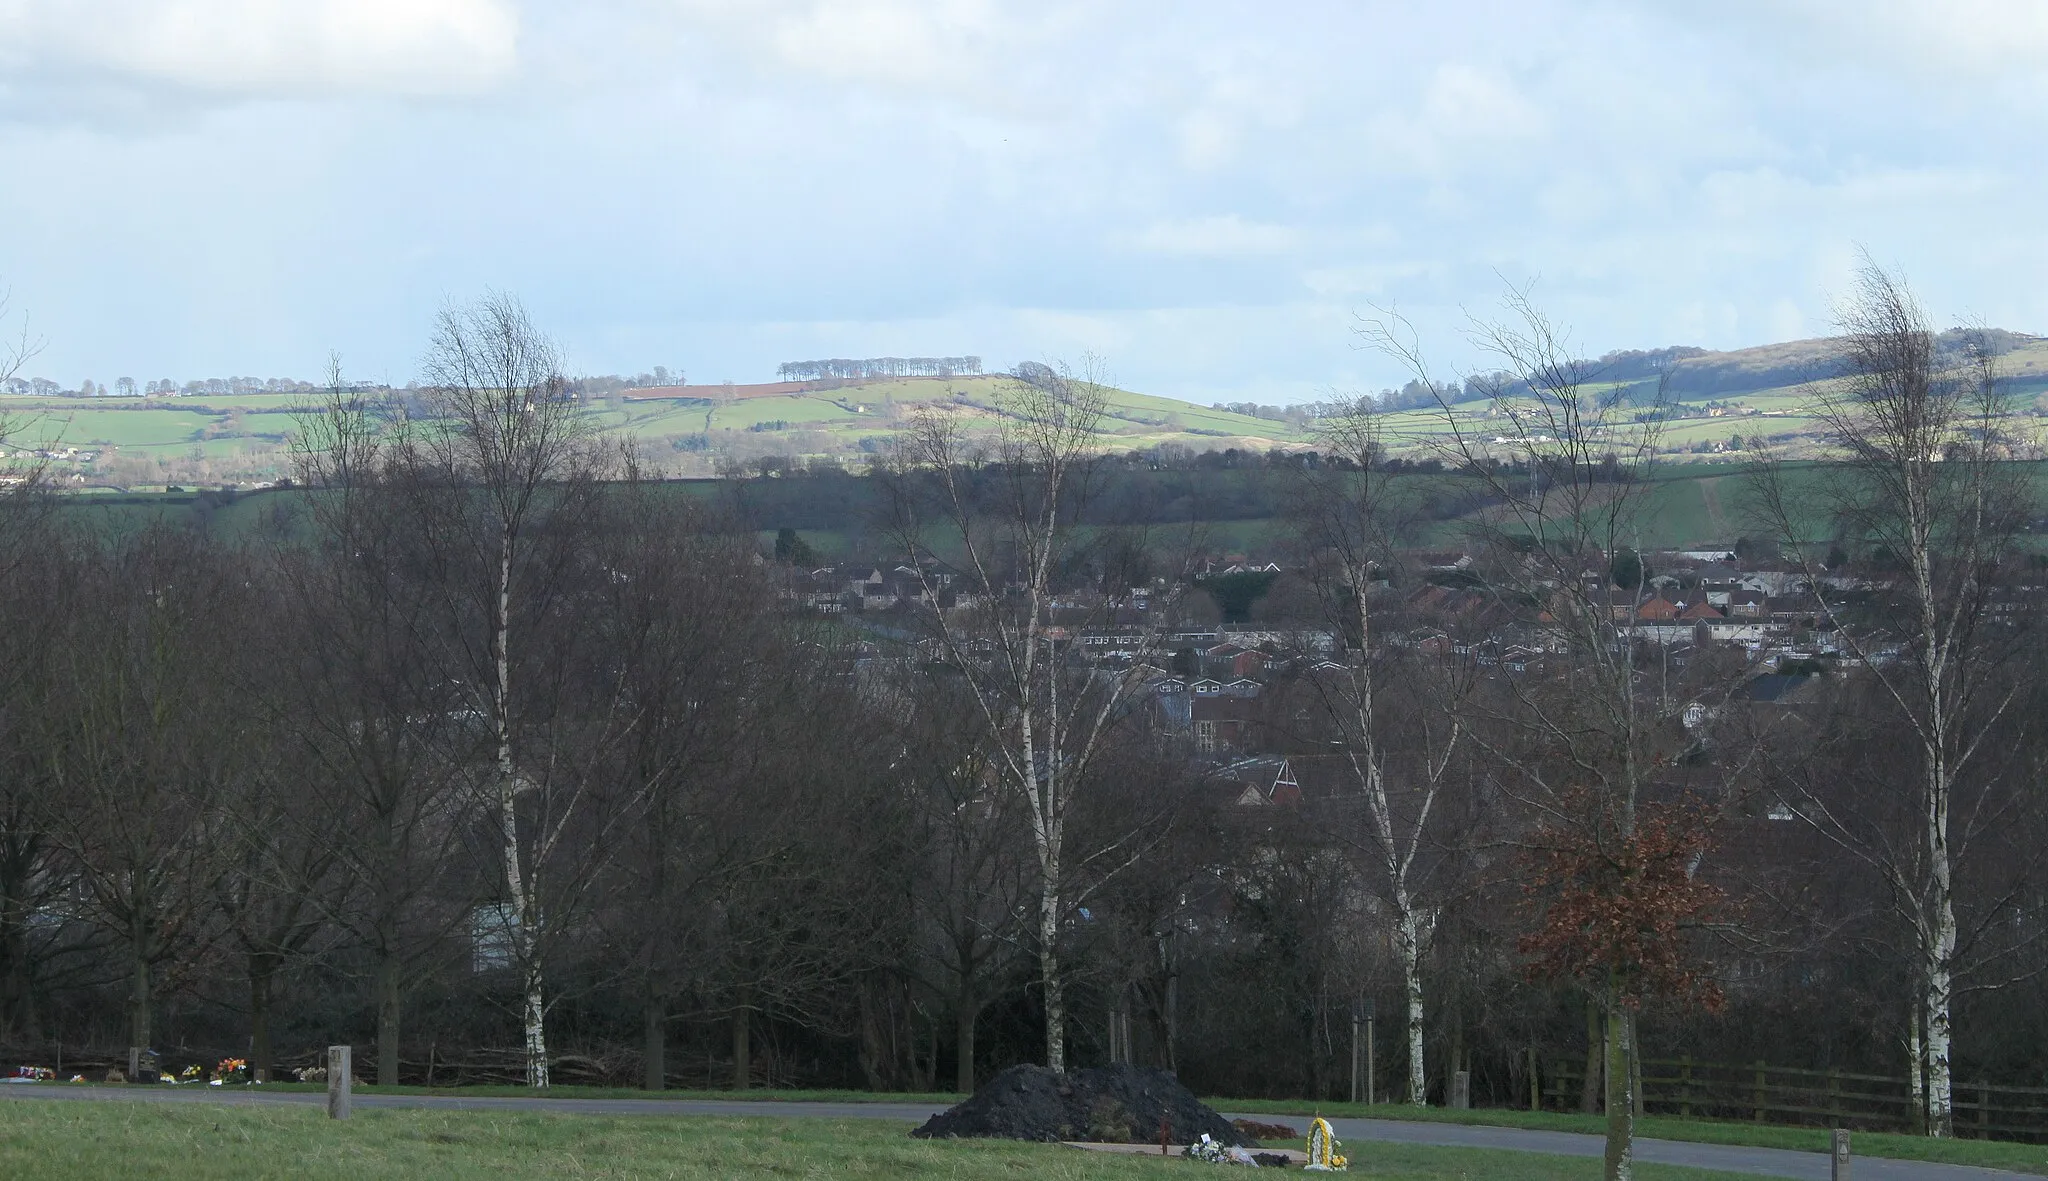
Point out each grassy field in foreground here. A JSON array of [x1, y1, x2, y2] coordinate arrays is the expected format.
[[1220, 1100, 2048, 1175], [200, 1082, 964, 1105], [0, 1104, 1769, 1180]]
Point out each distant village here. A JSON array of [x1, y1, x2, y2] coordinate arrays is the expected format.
[[774, 542, 2011, 809]]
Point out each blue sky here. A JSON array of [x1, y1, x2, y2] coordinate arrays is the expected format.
[[1, 1, 2043, 403]]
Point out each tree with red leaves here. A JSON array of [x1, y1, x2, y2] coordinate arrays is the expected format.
[[1522, 793, 1726, 1181]]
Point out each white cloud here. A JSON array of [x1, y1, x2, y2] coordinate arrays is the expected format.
[[0, 0, 519, 98], [1127, 215, 1298, 259], [664, 0, 1072, 110], [1672, 0, 2048, 92]]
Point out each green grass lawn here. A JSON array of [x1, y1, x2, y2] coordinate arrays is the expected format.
[[0, 1102, 1767, 1180], [134, 1083, 2048, 1175], [1219, 1099, 2048, 1175], [219, 1082, 966, 1104]]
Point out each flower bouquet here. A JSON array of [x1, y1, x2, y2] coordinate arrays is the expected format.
[[8, 1066, 54, 1082], [210, 1057, 249, 1085], [1183, 1133, 1260, 1166]]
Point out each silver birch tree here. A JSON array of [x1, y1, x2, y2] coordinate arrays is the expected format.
[[408, 293, 597, 1088], [1752, 258, 2036, 1137], [1364, 289, 1712, 1181], [887, 362, 1172, 1072], [1291, 401, 1470, 1105]]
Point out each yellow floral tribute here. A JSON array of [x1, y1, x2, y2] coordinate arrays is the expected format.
[[1305, 1116, 1348, 1171]]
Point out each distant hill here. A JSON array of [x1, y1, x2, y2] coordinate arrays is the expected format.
[[6, 331, 2045, 490], [1583, 327, 2043, 401]]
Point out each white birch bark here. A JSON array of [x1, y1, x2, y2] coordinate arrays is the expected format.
[[494, 536, 549, 1088], [1395, 907, 1426, 1104]]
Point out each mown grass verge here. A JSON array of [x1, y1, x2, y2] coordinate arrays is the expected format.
[[1217, 1099, 2048, 1175], [0, 1102, 1767, 1179]]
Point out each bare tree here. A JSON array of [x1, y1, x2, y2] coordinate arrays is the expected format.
[[280, 371, 478, 1085], [0, 284, 48, 456], [1751, 257, 2038, 1137], [585, 478, 793, 1091], [1365, 289, 1729, 1180], [0, 489, 74, 1038], [1288, 401, 1473, 1105], [403, 293, 603, 1087], [890, 665, 1030, 1092], [885, 361, 1177, 1072], [209, 715, 346, 1083], [41, 528, 244, 1064]]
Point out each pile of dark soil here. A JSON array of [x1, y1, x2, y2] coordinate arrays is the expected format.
[[912, 1063, 1253, 1147], [1233, 1118, 1300, 1141]]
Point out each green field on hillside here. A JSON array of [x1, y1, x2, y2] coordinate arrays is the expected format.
[[56, 458, 2026, 557], [12, 337, 2046, 532]]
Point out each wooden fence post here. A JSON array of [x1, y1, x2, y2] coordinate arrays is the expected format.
[[1529, 1046, 1541, 1112], [1753, 1060, 1767, 1123], [1680, 1055, 1693, 1119], [1829, 1068, 1842, 1126], [327, 1046, 352, 1120], [1980, 1083, 1991, 1138]]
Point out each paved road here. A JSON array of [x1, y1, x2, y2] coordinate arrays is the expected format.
[[0, 1086, 2034, 1180], [1277, 1113, 2035, 1180]]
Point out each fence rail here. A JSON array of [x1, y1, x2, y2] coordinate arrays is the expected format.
[[1538, 1055, 2048, 1140]]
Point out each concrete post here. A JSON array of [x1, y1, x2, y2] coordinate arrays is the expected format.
[[1349, 1013, 1361, 1103], [1365, 1013, 1375, 1105], [1831, 1128, 1850, 1181], [327, 1046, 352, 1120], [1452, 1069, 1471, 1110]]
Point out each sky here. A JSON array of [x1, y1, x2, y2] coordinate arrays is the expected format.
[[1, 0, 2044, 403]]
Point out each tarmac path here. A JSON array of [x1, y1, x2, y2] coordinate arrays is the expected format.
[[0, 1084, 2034, 1179]]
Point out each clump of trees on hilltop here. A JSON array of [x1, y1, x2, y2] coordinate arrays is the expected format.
[[776, 356, 984, 381]]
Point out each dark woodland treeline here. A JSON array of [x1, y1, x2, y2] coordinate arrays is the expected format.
[[714, 453, 1467, 540], [1, 285, 2045, 1157]]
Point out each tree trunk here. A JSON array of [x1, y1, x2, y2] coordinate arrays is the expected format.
[[1397, 907, 1427, 1105], [856, 982, 887, 1091], [731, 1000, 752, 1091], [1628, 1009, 1645, 1120], [1447, 1005, 1465, 1108], [954, 991, 978, 1094], [1581, 1000, 1602, 1114], [1038, 871, 1065, 1073], [520, 947, 548, 1088], [129, 947, 151, 1056], [1603, 1001, 1635, 1181], [497, 533, 547, 1090], [248, 960, 273, 1083], [1925, 921, 1955, 1137], [375, 952, 402, 1086], [1908, 1004, 1926, 1135], [643, 994, 665, 1091]]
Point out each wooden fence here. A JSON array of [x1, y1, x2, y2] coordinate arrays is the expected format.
[[1538, 1056, 2048, 1140]]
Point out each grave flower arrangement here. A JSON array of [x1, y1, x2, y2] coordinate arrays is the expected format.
[[1184, 1134, 1263, 1166], [1304, 1117, 1347, 1171], [10, 1066, 54, 1081], [211, 1058, 248, 1085]]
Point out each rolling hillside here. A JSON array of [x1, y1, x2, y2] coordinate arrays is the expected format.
[[4, 331, 2043, 492]]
